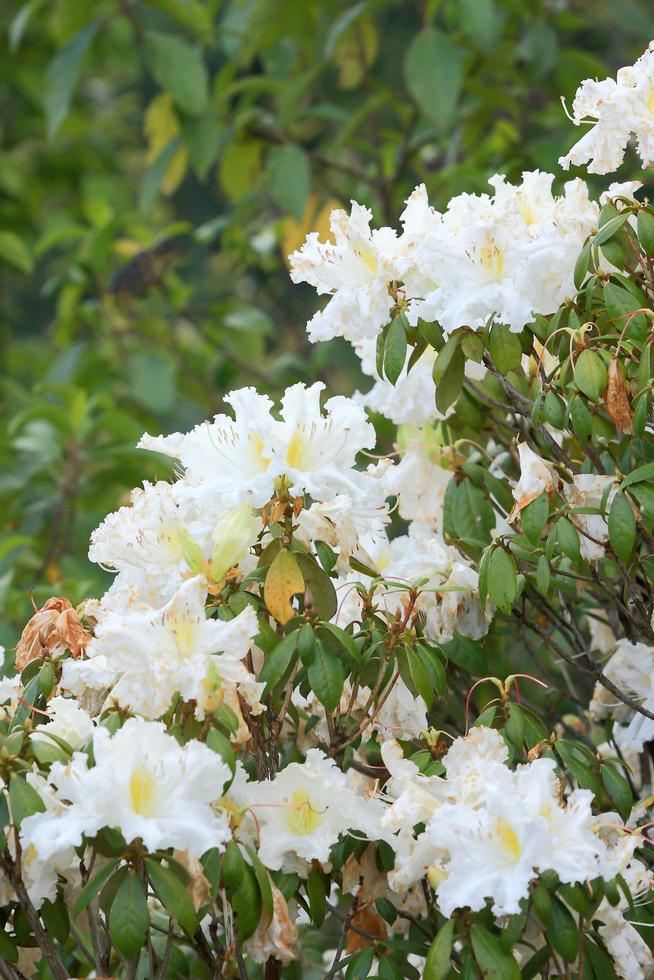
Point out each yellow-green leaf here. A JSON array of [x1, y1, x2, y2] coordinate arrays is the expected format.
[[264, 548, 304, 624]]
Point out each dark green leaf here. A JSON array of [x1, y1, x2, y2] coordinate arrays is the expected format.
[[307, 641, 345, 712], [74, 858, 122, 917], [267, 145, 311, 221], [404, 29, 464, 129], [9, 775, 46, 828], [487, 548, 517, 612], [145, 857, 198, 935], [575, 349, 608, 402], [144, 31, 209, 115], [108, 871, 149, 959], [44, 23, 97, 138], [470, 924, 520, 979], [383, 313, 408, 384], [608, 492, 636, 561], [424, 918, 454, 979], [489, 324, 522, 373]]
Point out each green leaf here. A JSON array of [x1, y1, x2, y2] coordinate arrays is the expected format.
[[569, 394, 593, 443], [489, 324, 522, 373], [258, 632, 298, 692], [487, 548, 517, 612], [306, 867, 326, 926], [126, 351, 177, 413], [532, 882, 553, 927], [573, 239, 592, 289], [521, 493, 549, 542], [470, 924, 520, 979], [457, 0, 498, 50], [543, 390, 566, 429], [0, 232, 32, 274], [383, 313, 408, 384], [424, 918, 454, 979], [585, 939, 620, 980], [108, 871, 149, 959], [536, 554, 551, 595], [9, 775, 46, 828], [604, 282, 648, 340], [223, 842, 261, 940], [405, 646, 436, 708], [139, 136, 183, 213], [575, 349, 608, 402], [73, 858, 122, 917], [308, 641, 345, 712], [144, 31, 209, 115], [0, 928, 18, 965], [145, 858, 198, 935], [547, 896, 579, 962], [620, 462, 654, 489], [600, 763, 632, 820], [267, 145, 311, 221], [295, 552, 338, 622], [44, 23, 97, 138], [40, 896, 70, 943], [557, 517, 582, 565], [432, 333, 462, 384], [637, 209, 654, 257], [608, 492, 636, 562], [594, 211, 630, 245], [346, 948, 375, 980], [404, 29, 464, 130], [243, 844, 274, 926], [435, 346, 465, 413]]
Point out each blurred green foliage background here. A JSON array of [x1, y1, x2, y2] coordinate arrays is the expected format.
[[1, 0, 653, 649]]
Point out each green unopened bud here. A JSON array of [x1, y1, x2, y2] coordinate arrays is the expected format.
[[38, 662, 56, 698], [210, 503, 260, 584], [178, 528, 205, 574]]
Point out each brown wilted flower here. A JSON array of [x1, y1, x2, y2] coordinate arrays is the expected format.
[[15, 597, 89, 671], [172, 850, 212, 911], [243, 883, 299, 965], [604, 357, 633, 432]]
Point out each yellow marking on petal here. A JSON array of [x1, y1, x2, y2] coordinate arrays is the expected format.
[[517, 194, 537, 228], [286, 430, 307, 470], [427, 864, 447, 888], [129, 765, 159, 817], [286, 789, 324, 835], [250, 432, 271, 471], [646, 86, 654, 115], [354, 245, 378, 275], [496, 817, 521, 859], [167, 614, 198, 659], [479, 237, 504, 281]]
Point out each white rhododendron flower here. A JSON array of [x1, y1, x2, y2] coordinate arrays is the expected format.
[[140, 383, 375, 507], [384, 433, 452, 528], [30, 695, 94, 752], [510, 442, 560, 519], [590, 639, 654, 751], [560, 42, 654, 174], [382, 728, 610, 917], [289, 201, 401, 343], [241, 749, 385, 873], [406, 171, 597, 335], [67, 576, 260, 719], [21, 718, 232, 860], [563, 474, 618, 561]]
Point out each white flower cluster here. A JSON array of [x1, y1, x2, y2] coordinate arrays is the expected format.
[[6, 40, 654, 978], [290, 172, 598, 361], [381, 727, 622, 917], [560, 42, 654, 174]]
